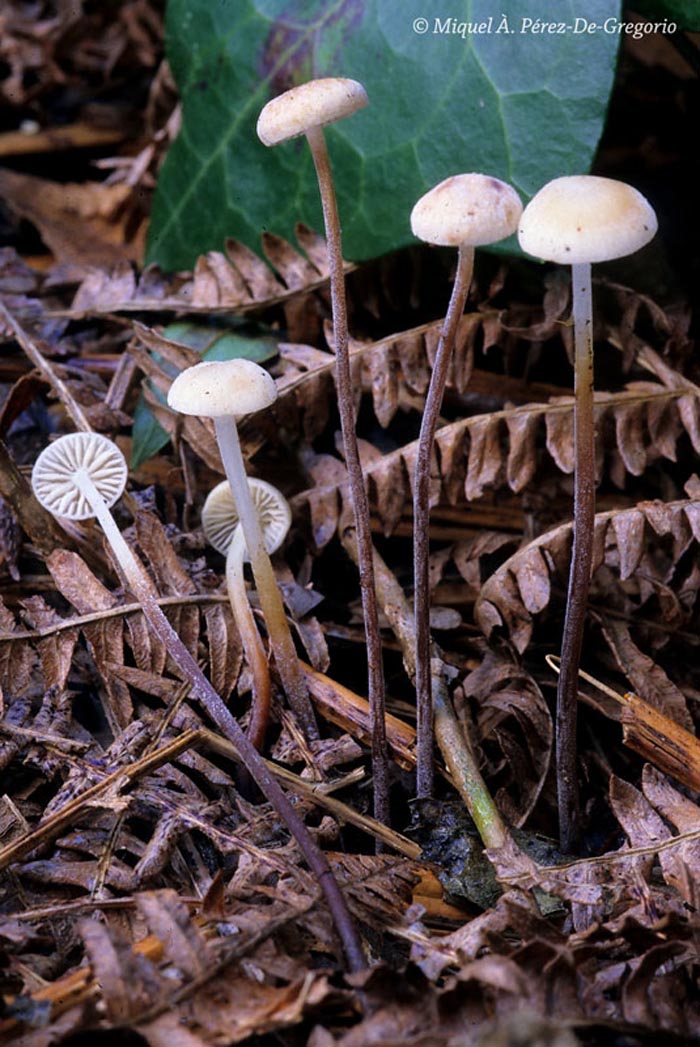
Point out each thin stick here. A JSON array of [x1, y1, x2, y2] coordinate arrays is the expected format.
[[306, 125, 390, 832], [0, 300, 91, 433], [413, 246, 474, 798], [556, 262, 594, 853]]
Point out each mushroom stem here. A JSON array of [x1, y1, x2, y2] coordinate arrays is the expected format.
[[226, 527, 272, 751], [213, 415, 318, 742], [556, 261, 594, 852], [413, 244, 475, 799], [72, 469, 364, 972], [73, 468, 161, 610], [305, 124, 390, 831]]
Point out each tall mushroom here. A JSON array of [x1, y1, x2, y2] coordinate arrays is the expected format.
[[167, 358, 318, 742], [410, 174, 523, 798], [257, 78, 390, 828], [202, 478, 292, 751], [518, 174, 657, 851], [30, 431, 365, 972]]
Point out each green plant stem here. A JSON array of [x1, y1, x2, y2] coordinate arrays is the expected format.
[[556, 261, 594, 853], [214, 415, 318, 742], [226, 528, 271, 751], [431, 659, 506, 848], [340, 519, 506, 849], [413, 245, 474, 799], [306, 124, 390, 832], [71, 469, 365, 972]]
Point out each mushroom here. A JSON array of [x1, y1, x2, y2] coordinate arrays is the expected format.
[[167, 358, 318, 742], [410, 174, 523, 798], [257, 78, 390, 827], [31, 430, 364, 971], [518, 174, 657, 851], [202, 478, 292, 751]]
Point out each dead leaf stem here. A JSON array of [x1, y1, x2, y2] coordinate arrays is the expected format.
[[0, 300, 91, 433], [340, 520, 507, 850]]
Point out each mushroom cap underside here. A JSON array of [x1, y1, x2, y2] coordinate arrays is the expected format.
[[32, 432, 128, 521], [202, 478, 291, 558]]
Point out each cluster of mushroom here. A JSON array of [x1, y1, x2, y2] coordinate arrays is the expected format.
[[30, 74, 659, 877], [256, 76, 659, 851], [410, 170, 657, 850]]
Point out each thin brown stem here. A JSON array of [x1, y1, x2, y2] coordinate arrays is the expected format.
[[306, 125, 390, 831], [413, 245, 474, 798], [557, 261, 594, 853]]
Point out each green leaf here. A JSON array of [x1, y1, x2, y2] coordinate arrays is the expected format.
[[130, 324, 279, 468], [626, 1, 700, 30], [131, 391, 170, 470], [148, 0, 622, 271]]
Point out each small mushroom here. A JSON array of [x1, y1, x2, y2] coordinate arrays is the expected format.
[[32, 432, 150, 608], [258, 79, 390, 827], [202, 478, 292, 751], [518, 174, 657, 851], [410, 174, 523, 798], [31, 431, 364, 971], [167, 358, 318, 741]]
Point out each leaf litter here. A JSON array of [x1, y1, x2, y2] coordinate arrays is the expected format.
[[1, 12, 700, 1047]]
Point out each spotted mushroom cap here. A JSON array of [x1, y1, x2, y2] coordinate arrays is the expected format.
[[167, 359, 277, 419], [257, 77, 368, 146], [518, 175, 657, 264], [32, 432, 128, 521], [410, 174, 523, 248], [202, 478, 291, 561]]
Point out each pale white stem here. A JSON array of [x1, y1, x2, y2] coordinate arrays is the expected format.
[[213, 415, 318, 740], [74, 469, 159, 611]]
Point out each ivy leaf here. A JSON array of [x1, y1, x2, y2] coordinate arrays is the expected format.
[[629, 1, 700, 30], [130, 324, 279, 468], [131, 391, 170, 470], [148, 0, 621, 271]]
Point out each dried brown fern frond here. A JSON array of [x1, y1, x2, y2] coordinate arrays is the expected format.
[[70, 224, 349, 316], [475, 498, 700, 655], [295, 383, 700, 548]]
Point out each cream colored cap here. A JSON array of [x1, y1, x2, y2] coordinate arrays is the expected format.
[[32, 432, 128, 521], [518, 175, 657, 264], [410, 174, 523, 248], [257, 77, 368, 146], [202, 478, 291, 560], [167, 359, 277, 418]]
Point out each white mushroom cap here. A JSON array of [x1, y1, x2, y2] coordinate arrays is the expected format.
[[257, 77, 368, 147], [167, 359, 277, 419], [202, 478, 291, 560], [518, 175, 657, 264], [32, 432, 128, 521], [410, 174, 523, 248]]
